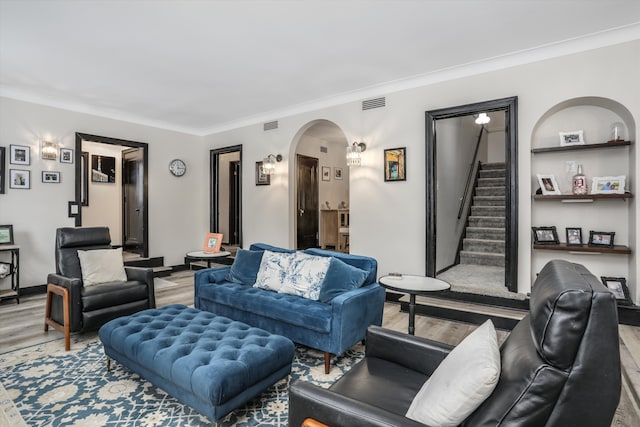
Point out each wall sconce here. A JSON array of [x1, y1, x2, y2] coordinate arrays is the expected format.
[[41, 140, 58, 160], [475, 113, 491, 125], [346, 141, 366, 166], [262, 154, 282, 175]]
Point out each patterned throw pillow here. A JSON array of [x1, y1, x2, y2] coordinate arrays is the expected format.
[[279, 253, 331, 300], [253, 250, 295, 292]]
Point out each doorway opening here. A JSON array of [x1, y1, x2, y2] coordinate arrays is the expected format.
[[75, 133, 149, 259], [210, 145, 242, 249]]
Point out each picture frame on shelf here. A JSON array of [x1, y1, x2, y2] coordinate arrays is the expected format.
[[0, 225, 14, 245], [9, 169, 30, 189], [559, 130, 585, 147], [588, 231, 615, 248], [42, 171, 61, 183], [600, 277, 633, 305], [322, 166, 331, 181], [203, 233, 223, 253], [10, 144, 30, 165], [60, 148, 73, 164], [591, 176, 625, 194], [334, 167, 343, 180], [384, 147, 406, 182], [566, 227, 583, 246], [255, 161, 270, 186], [536, 174, 561, 195], [532, 226, 559, 245]]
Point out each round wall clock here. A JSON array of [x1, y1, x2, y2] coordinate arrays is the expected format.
[[169, 159, 186, 177]]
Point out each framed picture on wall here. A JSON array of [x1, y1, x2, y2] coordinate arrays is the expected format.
[[9, 169, 30, 189], [0, 146, 5, 194], [42, 171, 61, 183], [255, 161, 270, 185], [334, 167, 343, 180], [60, 148, 73, 163], [91, 154, 116, 183], [384, 147, 406, 182], [10, 145, 30, 165], [322, 166, 331, 181]]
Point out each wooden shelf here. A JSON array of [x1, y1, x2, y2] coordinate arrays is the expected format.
[[533, 192, 633, 201], [533, 243, 631, 254], [531, 140, 632, 154]]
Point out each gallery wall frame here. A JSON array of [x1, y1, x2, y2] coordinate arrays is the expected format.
[[9, 169, 30, 189], [91, 154, 116, 183], [60, 148, 74, 164], [10, 145, 30, 165], [42, 171, 61, 183], [322, 166, 331, 181], [384, 147, 406, 182], [255, 161, 270, 185]]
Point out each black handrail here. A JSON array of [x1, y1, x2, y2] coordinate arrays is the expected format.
[[457, 126, 485, 219]]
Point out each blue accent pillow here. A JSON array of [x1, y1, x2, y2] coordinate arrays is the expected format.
[[319, 257, 369, 303], [227, 249, 264, 285]]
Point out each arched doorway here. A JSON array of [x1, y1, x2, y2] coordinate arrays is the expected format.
[[290, 120, 350, 250]]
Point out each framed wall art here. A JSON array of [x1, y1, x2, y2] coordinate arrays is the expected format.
[[10, 144, 30, 165], [91, 154, 116, 183], [532, 226, 559, 245], [9, 169, 30, 189], [537, 174, 561, 195], [600, 277, 632, 305], [322, 166, 331, 181], [384, 147, 406, 182], [42, 171, 61, 183], [0, 146, 5, 194], [255, 161, 270, 185], [60, 148, 73, 163], [334, 167, 343, 180]]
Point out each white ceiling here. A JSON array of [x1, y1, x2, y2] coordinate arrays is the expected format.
[[1, 1, 639, 136]]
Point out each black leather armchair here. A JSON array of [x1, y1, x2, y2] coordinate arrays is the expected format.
[[45, 227, 155, 349], [289, 260, 621, 427]]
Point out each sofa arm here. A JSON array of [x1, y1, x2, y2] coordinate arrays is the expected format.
[[125, 266, 156, 308], [194, 266, 231, 286], [365, 326, 453, 376], [289, 381, 425, 427]]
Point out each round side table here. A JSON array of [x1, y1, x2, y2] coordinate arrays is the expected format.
[[185, 250, 231, 269]]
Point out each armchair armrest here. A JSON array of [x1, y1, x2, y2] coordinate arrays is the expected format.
[[124, 266, 155, 308], [366, 326, 453, 376], [46, 273, 83, 331], [289, 381, 425, 427]]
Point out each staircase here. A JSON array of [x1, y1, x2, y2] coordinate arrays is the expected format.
[[459, 162, 506, 268]]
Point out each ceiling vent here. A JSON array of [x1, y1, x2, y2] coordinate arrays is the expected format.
[[263, 121, 278, 131], [362, 97, 386, 111]]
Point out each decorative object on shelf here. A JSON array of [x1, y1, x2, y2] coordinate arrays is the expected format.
[[346, 141, 366, 166], [255, 161, 270, 185], [68, 201, 79, 218], [339, 201, 347, 209], [384, 147, 406, 182], [591, 176, 625, 194], [537, 174, 561, 195], [203, 232, 223, 253], [0, 146, 5, 194], [60, 148, 73, 163], [608, 122, 627, 143], [572, 164, 587, 195], [532, 226, 559, 244], [42, 171, 61, 183], [168, 158, 186, 177], [325, 201, 331, 209], [334, 167, 343, 180], [601, 277, 633, 305], [588, 231, 615, 248], [559, 130, 585, 147], [81, 152, 89, 206], [0, 225, 14, 245], [9, 144, 30, 165], [41, 141, 58, 160], [322, 166, 331, 181], [566, 227, 583, 245], [9, 169, 30, 189], [91, 155, 116, 183]]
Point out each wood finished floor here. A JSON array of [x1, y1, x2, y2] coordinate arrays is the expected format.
[[1, 269, 638, 426]]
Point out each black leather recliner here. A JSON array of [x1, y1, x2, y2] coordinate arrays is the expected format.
[[45, 227, 155, 347], [289, 260, 621, 426]]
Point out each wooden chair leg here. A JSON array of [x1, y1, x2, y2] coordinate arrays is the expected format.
[[44, 283, 70, 351], [302, 418, 330, 427], [324, 352, 331, 374]]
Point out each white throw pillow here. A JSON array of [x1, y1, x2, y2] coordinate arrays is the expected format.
[[279, 253, 331, 300], [253, 250, 295, 292], [406, 320, 501, 427], [77, 248, 127, 286]]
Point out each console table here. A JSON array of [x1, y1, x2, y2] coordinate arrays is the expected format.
[[0, 245, 20, 304]]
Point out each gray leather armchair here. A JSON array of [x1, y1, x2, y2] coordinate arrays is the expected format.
[[45, 227, 155, 349], [289, 260, 621, 426]]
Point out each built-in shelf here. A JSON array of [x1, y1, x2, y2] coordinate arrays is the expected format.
[[533, 192, 633, 201], [533, 243, 631, 254], [531, 140, 632, 154]]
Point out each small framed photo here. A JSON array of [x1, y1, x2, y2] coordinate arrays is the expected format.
[[537, 174, 561, 195], [384, 147, 406, 182], [532, 226, 559, 245], [10, 144, 30, 165], [601, 277, 633, 305], [334, 167, 343, 180], [591, 176, 625, 194], [255, 161, 270, 186], [60, 148, 73, 163], [559, 130, 585, 146], [0, 225, 14, 245], [9, 169, 30, 189], [203, 232, 223, 253], [42, 171, 61, 183], [588, 231, 615, 248], [322, 166, 331, 181], [566, 227, 583, 246]]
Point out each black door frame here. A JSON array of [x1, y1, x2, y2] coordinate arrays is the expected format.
[[75, 132, 149, 258], [210, 145, 243, 246], [122, 147, 144, 255], [425, 96, 518, 292], [296, 153, 320, 249], [228, 160, 241, 245]]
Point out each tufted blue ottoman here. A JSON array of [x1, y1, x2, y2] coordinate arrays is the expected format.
[[98, 304, 295, 421]]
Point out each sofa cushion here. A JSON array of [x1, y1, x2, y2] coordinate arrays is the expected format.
[[254, 251, 295, 292], [77, 248, 127, 286], [303, 248, 377, 286], [249, 243, 296, 254], [319, 257, 369, 303], [227, 249, 264, 285], [406, 320, 501, 427], [279, 253, 331, 300]]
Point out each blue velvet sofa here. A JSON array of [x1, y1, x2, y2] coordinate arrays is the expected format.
[[194, 243, 385, 373]]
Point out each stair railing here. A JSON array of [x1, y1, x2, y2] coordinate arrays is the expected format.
[[457, 126, 485, 219]]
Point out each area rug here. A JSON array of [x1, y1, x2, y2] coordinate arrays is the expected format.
[[0, 335, 363, 426]]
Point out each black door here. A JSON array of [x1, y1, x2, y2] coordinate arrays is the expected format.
[[296, 154, 319, 249], [122, 148, 144, 255], [228, 161, 240, 245]]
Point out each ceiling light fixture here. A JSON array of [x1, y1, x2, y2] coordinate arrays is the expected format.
[[41, 140, 58, 160], [346, 142, 366, 167], [475, 113, 491, 125]]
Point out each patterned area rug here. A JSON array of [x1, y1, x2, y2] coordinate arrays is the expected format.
[[0, 335, 363, 426]]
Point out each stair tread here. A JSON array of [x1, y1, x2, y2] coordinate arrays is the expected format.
[[464, 238, 505, 243], [401, 295, 526, 320], [460, 251, 505, 257]]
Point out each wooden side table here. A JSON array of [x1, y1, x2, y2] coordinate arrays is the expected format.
[[0, 245, 20, 304], [185, 250, 232, 269]]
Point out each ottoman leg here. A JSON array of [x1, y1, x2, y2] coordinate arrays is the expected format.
[[106, 357, 111, 372]]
